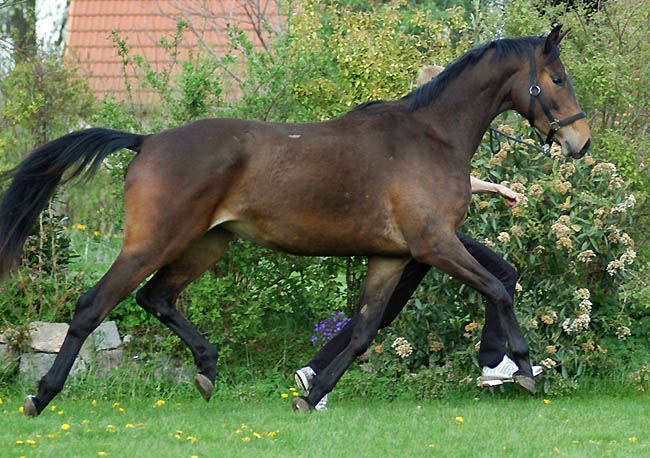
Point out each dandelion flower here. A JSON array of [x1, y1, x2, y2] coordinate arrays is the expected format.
[[455, 416, 464, 424], [0, 397, 3, 404], [629, 437, 637, 443], [98, 452, 108, 456], [187, 436, 198, 443], [156, 400, 165, 406], [92, 399, 97, 406], [112, 402, 119, 408], [26, 439, 36, 445], [61, 424, 70, 430], [242, 436, 251, 442], [16, 440, 24, 445], [253, 432, 262, 439], [19, 406, 24, 413], [126, 424, 134, 428], [281, 393, 289, 398], [51, 405, 57, 411], [544, 399, 551, 404]]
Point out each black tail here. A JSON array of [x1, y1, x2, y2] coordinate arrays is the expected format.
[[0, 128, 143, 280]]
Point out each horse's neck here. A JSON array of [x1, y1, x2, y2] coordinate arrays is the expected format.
[[420, 56, 521, 163]]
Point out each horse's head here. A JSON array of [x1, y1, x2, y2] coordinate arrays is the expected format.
[[511, 25, 591, 158]]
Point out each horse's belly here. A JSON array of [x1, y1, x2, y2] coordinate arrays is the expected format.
[[220, 217, 409, 257]]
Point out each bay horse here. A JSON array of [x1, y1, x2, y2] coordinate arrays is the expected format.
[[0, 26, 590, 416]]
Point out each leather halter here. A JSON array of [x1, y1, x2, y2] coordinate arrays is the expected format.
[[527, 42, 586, 152]]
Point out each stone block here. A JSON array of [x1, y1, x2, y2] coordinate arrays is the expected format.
[[26, 321, 94, 362], [95, 348, 126, 378], [92, 321, 122, 351], [19, 353, 87, 385]]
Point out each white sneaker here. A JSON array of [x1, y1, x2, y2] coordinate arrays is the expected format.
[[294, 366, 328, 411], [480, 355, 543, 387], [315, 394, 328, 411], [294, 366, 316, 393]]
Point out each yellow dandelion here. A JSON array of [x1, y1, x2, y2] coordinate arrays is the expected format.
[[94, 231, 100, 236], [77, 224, 87, 230], [51, 405, 57, 411], [26, 439, 36, 445], [174, 434, 182, 440], [156, 400, 165, 406], [268, 431, 278, 438], [289, 387, 296, 391], [242, 436, 251, 442], [253, 432, 262, 439], [0, 397, 3, 404], [553, 447, 560, 454], [106, 425, 116, 432], [281, 393, 289, 398], [190, 456, 198, 458], [46, 434, 55, 439], [629, 437, 638, 443], [235, 429, 242, 434], [292, 392, 299, 397], [119, 408, 124, 412], [16, 440, 24, 445], [428, 444, 435, 448], [61, 424, 70, 430], [92, 399, 97, 406], [82, 419, 89, 424], [544, 399, 551, 404], [187, 436, 198, 443], [58, 410, 64, 415], [455, 416, 464, 424], [126, 424, 134, 428], [19, 406, 24, 413], [112, 402, 120, 408], [240, 424, 248, 429], [176, 430, 184, 435], [98, 452, 108, 456]]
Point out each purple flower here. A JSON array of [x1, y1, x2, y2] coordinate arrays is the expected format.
[[311, 312, 351, 346]]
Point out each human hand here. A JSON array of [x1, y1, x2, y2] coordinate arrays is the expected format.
[[497, 184, 520, 207]]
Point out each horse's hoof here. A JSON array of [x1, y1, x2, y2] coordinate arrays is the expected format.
[[194, 374, 214, 402], [24, 395, 39, 417], [514, 375, 535, 395], [292, 396, 311, 413]]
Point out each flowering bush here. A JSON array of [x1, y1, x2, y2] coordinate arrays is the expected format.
[[391, 119, 642, 389]]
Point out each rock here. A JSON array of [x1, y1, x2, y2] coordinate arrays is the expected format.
[[95, 348, 125, 378], [27, 321, 68, 353], [92, 321, 122, 351], [19, 353, 87, 385], [0, 343, 18, 373], [152, 354, 193, 382], [27, 321, 94, 362]]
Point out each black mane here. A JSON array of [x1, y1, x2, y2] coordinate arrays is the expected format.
[[405, 36, 546, 112]]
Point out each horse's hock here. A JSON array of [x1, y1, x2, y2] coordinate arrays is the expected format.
[[0, 321, 124, 384]]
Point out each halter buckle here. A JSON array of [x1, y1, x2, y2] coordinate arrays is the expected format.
[[549, 119, 561, 130], [542, 144, 551, 154], [529, 85, 541, 96]]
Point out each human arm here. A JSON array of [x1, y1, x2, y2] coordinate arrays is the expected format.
[[470, 176, 520, 207]]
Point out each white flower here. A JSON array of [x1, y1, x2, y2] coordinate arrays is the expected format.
[[392, 337, 413, 358], [616, 326, 631, 340], [620, 248, 637, 265], [607, 260, 625, 276], [540, 358, 557, 368], [577, 250, 596, 263], [497, 232, 511, 243]]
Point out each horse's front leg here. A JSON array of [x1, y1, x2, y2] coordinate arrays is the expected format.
[[411, 231, 534, 392], [293, 256, 409, 412]]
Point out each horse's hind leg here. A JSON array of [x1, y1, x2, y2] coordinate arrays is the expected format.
[[24, 248, 178, 416], [293, 256, 409, 412], [135, 228, 233, 402]]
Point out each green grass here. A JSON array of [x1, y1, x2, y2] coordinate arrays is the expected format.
[[1, 392, 649, 457]]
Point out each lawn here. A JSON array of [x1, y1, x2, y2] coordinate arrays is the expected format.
[[1, 392, 649, 457]]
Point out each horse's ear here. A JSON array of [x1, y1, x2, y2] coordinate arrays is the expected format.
[[544, 24, 564, 54]]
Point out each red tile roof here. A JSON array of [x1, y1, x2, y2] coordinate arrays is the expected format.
[[66, 0, 278, 101]]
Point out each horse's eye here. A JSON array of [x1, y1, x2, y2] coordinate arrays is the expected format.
[[552, 77, 564, 85]]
